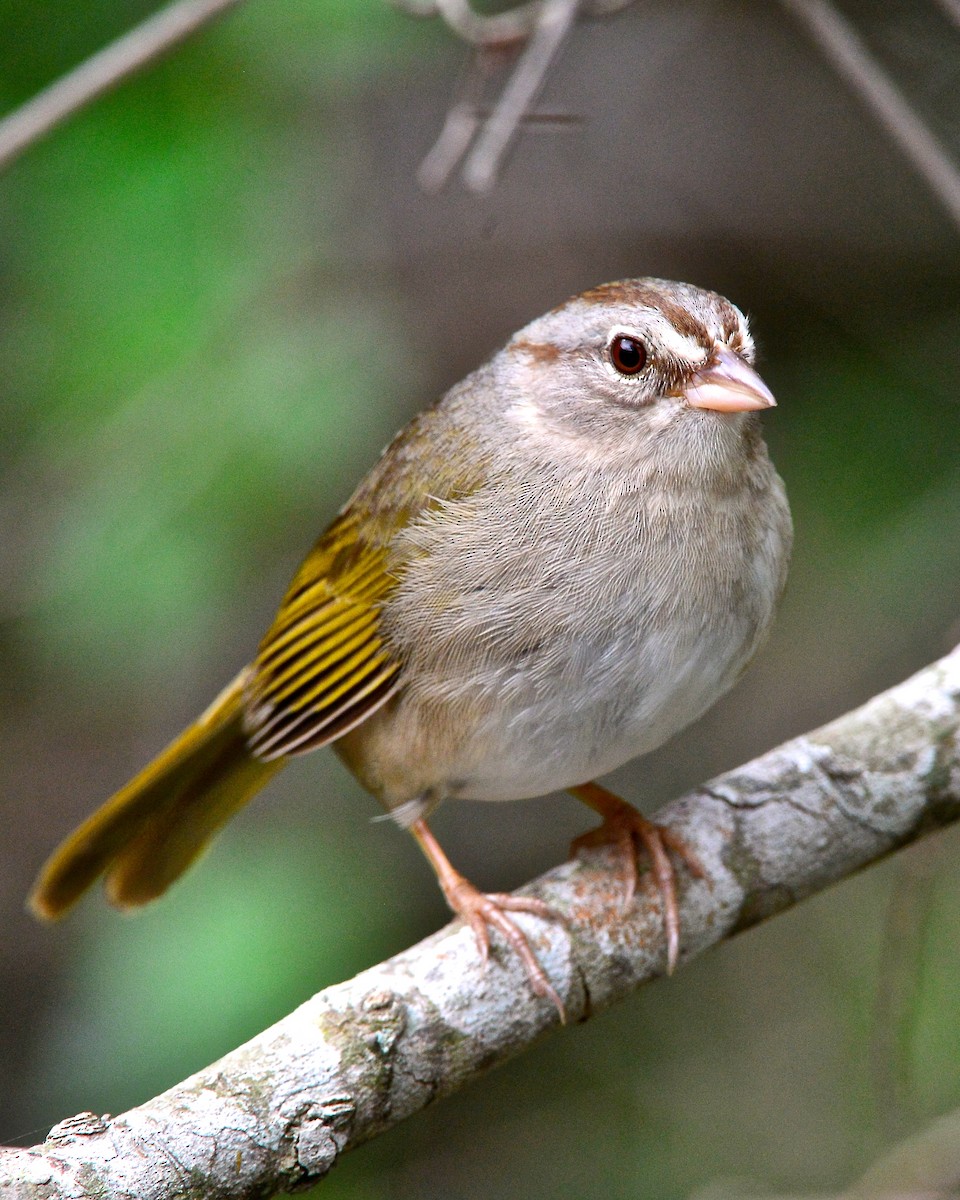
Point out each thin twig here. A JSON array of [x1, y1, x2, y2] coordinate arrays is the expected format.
[[410, 0, 633, 191], [3, 645, 960, 1198], [462, 0, 580, 191], [417, 51, 505, 192], [778, 0, 960, 234], [0, 0, 246, 173]]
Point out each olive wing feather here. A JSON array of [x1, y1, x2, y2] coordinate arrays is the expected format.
[[242, 392, 493, 760], [243, 511, 403, 759]]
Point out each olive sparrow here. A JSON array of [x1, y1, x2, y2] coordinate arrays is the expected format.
[[30, 278, 791, 1018]]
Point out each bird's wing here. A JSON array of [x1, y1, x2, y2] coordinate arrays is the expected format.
[[243, 399, 492, 760], [242, 509, 403, 759]]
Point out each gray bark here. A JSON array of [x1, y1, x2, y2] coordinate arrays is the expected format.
[[3, 644, 959, 1199]]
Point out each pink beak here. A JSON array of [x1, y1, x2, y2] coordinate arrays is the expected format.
[[684, 346, 776, 413]]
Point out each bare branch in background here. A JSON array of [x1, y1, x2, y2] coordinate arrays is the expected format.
[[3, 0, 958, 213], [414, 0, 960, 207], [0, 0, 245, 173], [2, 644, 959, 1199], [417, 50, 512, 192], [779, 0, 960, 234], [461, 0, 579, 193], [400, 0, 634, 191]]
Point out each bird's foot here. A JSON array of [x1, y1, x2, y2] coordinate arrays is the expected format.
[[410, 819, 565, 1020], [445, 875, 565, 1019], [569, 781, 703, 973]]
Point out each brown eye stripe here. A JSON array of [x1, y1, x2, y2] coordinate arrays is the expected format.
[[512, 339, 564, 363]]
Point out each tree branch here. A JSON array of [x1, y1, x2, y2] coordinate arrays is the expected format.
[[398, 0, 635, 192], [778, 0, 960, 234], [0, 0, 245, 173], [3, 645, 960, 1198], [459, 0, 579, 193]]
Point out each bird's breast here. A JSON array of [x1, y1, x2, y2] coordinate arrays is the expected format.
[[339, 456, 789, 808]]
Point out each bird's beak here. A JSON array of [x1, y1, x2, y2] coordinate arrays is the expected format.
[[684, 346, 776, 413]]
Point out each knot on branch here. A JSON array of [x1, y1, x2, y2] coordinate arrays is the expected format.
[[278, 1095, 355, 1190], [47, 1113, 111, 1143]]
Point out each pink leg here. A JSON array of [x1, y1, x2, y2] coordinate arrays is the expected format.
[[410, 818, 566, 1020]]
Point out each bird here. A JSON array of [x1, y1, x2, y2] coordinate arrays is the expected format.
[[29, 278, 792, 1019]]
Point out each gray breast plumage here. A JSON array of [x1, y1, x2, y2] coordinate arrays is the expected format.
[[336, 400, 791, 811]]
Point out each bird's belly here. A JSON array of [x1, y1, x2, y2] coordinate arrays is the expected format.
[[443, 615, 756, 803], [337, 472, 787, 815]]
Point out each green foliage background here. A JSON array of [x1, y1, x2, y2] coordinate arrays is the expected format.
[[2, 2, 960, 1197]]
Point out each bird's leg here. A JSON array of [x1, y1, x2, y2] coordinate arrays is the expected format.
[[409, 818, 565, 1020], [568, 781, 704, 973]]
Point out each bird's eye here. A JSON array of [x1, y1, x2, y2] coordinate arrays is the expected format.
[[609, 334, 647, 375]]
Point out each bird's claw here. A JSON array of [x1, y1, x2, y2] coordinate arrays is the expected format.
[[570, 784, 703, 974], [447, 879, 566, 1020]]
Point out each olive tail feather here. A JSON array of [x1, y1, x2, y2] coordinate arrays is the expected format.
[[29, 669, 283, 920]]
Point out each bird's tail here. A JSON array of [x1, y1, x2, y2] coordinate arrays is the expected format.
[[29, 669, 282, 920]]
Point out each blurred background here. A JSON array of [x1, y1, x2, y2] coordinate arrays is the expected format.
[[2, 0, 960, 1195]]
